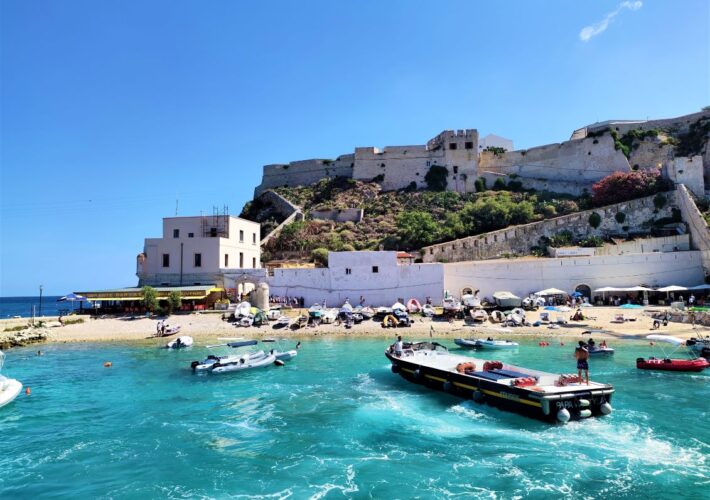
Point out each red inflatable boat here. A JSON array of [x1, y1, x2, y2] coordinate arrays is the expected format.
[[636, 357, 709, 372]]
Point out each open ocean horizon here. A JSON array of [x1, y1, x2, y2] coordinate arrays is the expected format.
[[0, 296, 71, 319], [0, 338, 707, 498]]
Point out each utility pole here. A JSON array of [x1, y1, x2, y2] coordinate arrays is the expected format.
[[39, 285, 44, 317]]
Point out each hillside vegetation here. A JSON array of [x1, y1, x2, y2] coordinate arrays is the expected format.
[[241, 170, 676, 262], [242, 177, 587, 258]]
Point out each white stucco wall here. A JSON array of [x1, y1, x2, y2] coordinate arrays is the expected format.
[[443, 251, 704, 299], [268, 251, 444, 306]]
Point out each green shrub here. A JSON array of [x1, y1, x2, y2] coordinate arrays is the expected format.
[[579, 235, 604, 247], [615, 212, 626, 224], [474, 177, 487, 192], [588, 212, 602, 229], [548, 230, 573, 247], [424, 165, 449, 191], [311, 248, 329, 266], [142, 286, 158, 313], [492, 177, 507, 191], [167, 291, 182, 314]]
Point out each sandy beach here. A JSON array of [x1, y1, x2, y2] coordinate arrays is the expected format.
[[2, 306, 708, 348]]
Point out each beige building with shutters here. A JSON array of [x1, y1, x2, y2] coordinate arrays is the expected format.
[[137, 214, 261, 287]]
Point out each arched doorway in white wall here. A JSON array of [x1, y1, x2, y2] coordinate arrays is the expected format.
[[461, 287, 474, 296], [575, 284, 592, 300]]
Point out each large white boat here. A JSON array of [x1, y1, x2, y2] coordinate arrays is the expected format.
[[261, 338, 299, 361], [0, 350, 22, 409], [387, 342, 614, 423], [191, 340, 274, 373]]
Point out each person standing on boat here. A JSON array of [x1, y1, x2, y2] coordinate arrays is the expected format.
[[394, 336, 403, 357], [574, 341, 589, 385]]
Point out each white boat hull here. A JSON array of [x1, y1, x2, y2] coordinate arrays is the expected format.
[[212, 353, 277, 373], [0, 377, 22, 409], [166, 336, 193, 349]]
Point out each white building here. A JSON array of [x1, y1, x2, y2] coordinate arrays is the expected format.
[[267, 247, 704, 307], [137, 215, 261, 287], [268, 251, 445, 306], [479, 133, 514, 152]]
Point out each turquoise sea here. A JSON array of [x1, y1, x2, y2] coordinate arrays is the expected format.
[[0, 338, 707, 499]]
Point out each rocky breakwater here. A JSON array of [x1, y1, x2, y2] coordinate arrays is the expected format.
[[0, 326, 48, 350]]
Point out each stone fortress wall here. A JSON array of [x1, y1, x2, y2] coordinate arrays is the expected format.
[[421, 191, 678, 263], [252, 110, 709, 200], [254, 130, 479, 196]]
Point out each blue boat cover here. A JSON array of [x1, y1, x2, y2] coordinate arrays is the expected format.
[[470, 369, 533, 381]]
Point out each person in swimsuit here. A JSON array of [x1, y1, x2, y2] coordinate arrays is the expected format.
[[575, 341, 589, 385]]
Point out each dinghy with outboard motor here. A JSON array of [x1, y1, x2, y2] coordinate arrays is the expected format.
[[454, 338, 519, 349], [0, 350, 22, 409], [166, 336, 193, 349], [191, 340, 278, 373], [386, 342, 614, 423], [637, 335, 709, 372], [261, 338, 299, 361]]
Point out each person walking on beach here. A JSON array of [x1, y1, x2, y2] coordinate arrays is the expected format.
[[574, 341, 589, 385]]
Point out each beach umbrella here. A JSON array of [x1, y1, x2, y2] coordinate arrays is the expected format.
[[535, 288, 567, 296], [543, 306, 560, 311], [58, 292, 89, 312], [571, 291, 583, 297], [688, 284, 710, 290], [657, 285, 687, 292], [619, 303, 643, 309]]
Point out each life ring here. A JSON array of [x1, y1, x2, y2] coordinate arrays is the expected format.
[[483, 361, 503, 371], [456, 362, 476, 373]]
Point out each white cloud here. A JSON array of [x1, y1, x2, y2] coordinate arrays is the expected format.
[[579, 1, 643, 42]]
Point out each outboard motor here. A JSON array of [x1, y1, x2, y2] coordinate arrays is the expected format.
[[190, 360, 200, 370], [701, 347, 710, 360]]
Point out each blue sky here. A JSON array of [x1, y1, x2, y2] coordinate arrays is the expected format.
[[1, 0, 708, 296]]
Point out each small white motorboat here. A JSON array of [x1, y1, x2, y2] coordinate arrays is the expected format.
[[212, 352, 277, 373], [266, 307, 282, 321], [238, 314, 254, 327], [470, 309, 489, 323], [275, 315, 290, 327], [308, 303, 324, 319], [442, 297, 462, 313], [588, 345, 615, 356], [422, 304, 435, 317], [462, 294, 481, 308], [191, 340, 278, 373], [489, 310, 505, 323], [391, 301, 406, 312], [321, 309, 338, 324], [235, 301, 251, 317], [166, 336, 193, 349], [0, 350, 22, 409], [359, 306, 375, 319], [474, 338, 519, 349]]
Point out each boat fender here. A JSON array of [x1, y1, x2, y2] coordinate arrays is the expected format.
[[443, 381, 453, 392], [391, 364, 401, 374], [472, 390, 484, 402], [541, 399, 551, 416], [600, 402, 613, 415], [578, 409, 592, 419], [557, 409, 571, 423], [190, 361, 200, 370], [578, 399, 590, 408]]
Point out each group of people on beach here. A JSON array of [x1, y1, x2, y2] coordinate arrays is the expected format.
[[269, 296, 305, 307]]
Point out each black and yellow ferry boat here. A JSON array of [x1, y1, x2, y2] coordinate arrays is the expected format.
[[386, 342, 614, 423]]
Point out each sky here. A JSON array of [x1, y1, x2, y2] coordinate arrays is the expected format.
[[1, 0, 708, 296]]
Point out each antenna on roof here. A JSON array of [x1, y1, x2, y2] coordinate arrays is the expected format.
[[175, 196, 179, 216]]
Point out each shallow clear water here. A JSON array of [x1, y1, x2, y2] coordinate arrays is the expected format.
[[1, 338, 707, 499]]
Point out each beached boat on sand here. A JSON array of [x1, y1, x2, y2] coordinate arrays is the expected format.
[[386, 342, 614, 423], [422, 304, 435, 317], [406, 298, 422, 313]]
